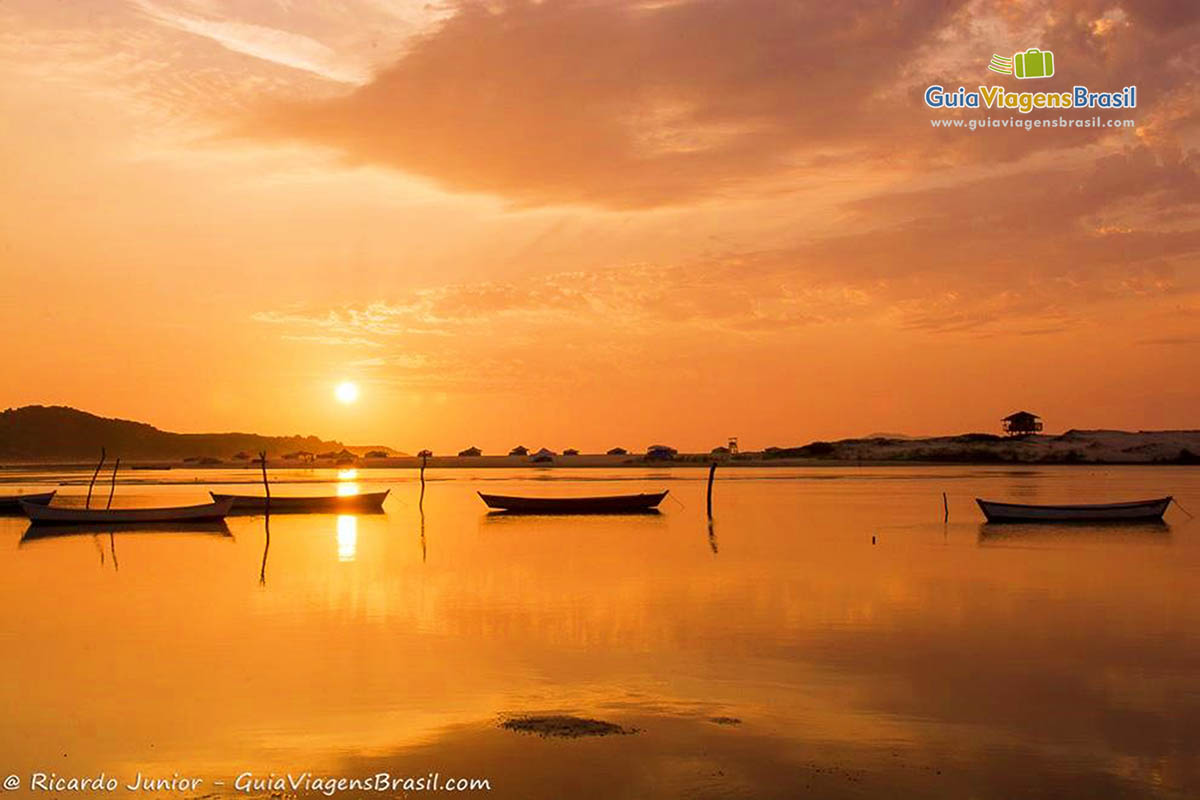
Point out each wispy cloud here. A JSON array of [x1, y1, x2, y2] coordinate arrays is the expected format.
[[132, 0, 370, 84], [248, 135, 1200, 395], [281, 334, 385, 348]]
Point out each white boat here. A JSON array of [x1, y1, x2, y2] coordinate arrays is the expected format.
[[976, 496, 1172, 523], [21, 497, 234, 526]]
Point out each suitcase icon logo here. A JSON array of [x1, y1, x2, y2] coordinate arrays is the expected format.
[[987, 48, 1055, 79], [1013, 48, 1054, 79]]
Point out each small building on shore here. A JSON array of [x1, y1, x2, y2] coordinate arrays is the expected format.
[[1002, 411, 1043, 436], [509, 445, 529, 456], [458, 446, 482, 457], [647, 444, 678, 460]]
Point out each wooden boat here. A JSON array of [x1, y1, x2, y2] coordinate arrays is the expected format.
[[478, 490, 668, 514], [209, 489, 389, 514], [0, 491, 55, 512], [21, 497, 234, 526], [976, 496, 1172, 523]]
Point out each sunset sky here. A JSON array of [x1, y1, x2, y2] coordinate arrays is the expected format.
[[1, 0, 1197, 451]]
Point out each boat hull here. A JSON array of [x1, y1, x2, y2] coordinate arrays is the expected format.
[[976, 496, 1172, 523], [0, 491, 55, 512], [478, 491, 668, 514], [21, 497, 234, 526], [209, 490, 389, 514]]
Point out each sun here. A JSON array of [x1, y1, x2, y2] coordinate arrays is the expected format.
[[335, 381, 360, 404]]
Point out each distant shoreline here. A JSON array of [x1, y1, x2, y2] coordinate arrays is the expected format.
[[4, 407, 1197, 469], [2, 455, 1198, 473], [3, 430, 1199, 471]]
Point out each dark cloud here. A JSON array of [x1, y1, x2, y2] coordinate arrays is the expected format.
[[236, 0, 1200, 208], [240, 0, 970, 207]]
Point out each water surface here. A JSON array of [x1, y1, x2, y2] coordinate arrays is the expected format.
[[1, 466, 1197, 798]]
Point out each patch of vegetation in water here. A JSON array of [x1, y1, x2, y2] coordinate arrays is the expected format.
[[499, 715, 637, 738]]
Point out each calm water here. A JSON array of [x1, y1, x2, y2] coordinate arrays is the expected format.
[[1, 466, 1197, 799]]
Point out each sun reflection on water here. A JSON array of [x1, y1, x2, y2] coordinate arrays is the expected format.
[[336, 515, 357, 562], [336, 468, 359, 497]]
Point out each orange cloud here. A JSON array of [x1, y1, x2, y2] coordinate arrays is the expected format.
[[240, 0, 975, 207], [237, 0, 1200, 209], [3, 0, 1199, 446]]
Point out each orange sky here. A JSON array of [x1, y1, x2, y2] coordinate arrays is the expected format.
[[1, 0, 1197, 452]]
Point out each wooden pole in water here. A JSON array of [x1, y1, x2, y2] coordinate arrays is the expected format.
[[105, 457, 120, 509], [419, 509, 427, 563], [706, 461, 717, 519], [259, 514, 271, 587], [943, 492, 949, 522], [259, 450, 270, 514], [419, 453, 427, 510], [85, 447, 106, 509], [257, 454, 271, 584]]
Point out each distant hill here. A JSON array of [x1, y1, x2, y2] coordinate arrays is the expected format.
[[0, 405, 348, 461], [758, 430, 1200, 464]]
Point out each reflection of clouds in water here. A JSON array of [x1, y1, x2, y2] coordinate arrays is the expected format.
[[336, 515, 357, 562]]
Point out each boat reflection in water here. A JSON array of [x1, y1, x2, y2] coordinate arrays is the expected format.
[[978, 520, 1171, 544], [19, 520, 233, 574], [19, 520, 233, 543]]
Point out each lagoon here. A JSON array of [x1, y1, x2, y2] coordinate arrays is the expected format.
[[1, 465, 1197, 798]]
